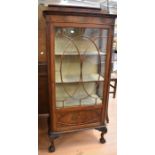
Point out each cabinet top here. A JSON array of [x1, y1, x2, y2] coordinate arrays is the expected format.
[[43, 6, 117, 18]]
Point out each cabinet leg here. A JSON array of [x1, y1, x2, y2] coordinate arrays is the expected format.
[[48, 138, 55, 152], [95, 126, 107, 144], [48, 132, 59, 153], [100, 131, 106, 143], [99, 126, 107, 144]]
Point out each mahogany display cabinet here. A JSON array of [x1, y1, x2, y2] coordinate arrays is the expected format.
[[43, 6, 116, 152]]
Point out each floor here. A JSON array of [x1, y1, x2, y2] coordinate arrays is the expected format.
[[38, 95, 116, 155]]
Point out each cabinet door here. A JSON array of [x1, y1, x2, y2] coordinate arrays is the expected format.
[[54, 27, 108, 109]]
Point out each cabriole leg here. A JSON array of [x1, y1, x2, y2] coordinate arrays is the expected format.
[[99, 126, 107, 144], [48, 138, 55, 152], [95, 126, 107, 144], [48, 132, 59, 153], [100, 131, 106, 143]]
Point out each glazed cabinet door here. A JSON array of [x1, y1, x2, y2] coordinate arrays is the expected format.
[[55, 27, 108, 108]]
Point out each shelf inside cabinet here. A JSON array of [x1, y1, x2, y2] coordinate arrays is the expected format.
[[56, 94, 102, 108], [55, 51, 106, 56], [55, 73, 104, 83]]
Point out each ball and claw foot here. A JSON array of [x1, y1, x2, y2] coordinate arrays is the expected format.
[[48, 132, 59, 152], [99, 127, 107, 144], [100, 134, 106, 144], [48, 145, 55, 152]]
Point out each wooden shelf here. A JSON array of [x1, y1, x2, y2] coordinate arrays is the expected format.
[[55, 73, 104, 83], [56, 94, 102, 108], [55, 51, 106, 56]]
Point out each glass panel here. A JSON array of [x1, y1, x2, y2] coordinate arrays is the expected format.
[[55, 27, 108, 109]]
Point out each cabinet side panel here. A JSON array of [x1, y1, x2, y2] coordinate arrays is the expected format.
[[45, 19, 57, 131], [102, 24, 115, 123]]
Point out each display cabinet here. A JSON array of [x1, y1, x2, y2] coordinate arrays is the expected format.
[[43, 6, 116, 152]]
